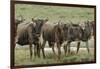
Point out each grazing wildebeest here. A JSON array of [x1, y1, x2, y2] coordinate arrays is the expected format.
[[41, 22, 65, 59], [16, 18, 48, 59], [63, 21, 92, 55]]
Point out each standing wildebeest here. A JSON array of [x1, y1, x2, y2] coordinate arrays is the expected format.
[[16, 18, 48, 59], [63, 23, 83, 55], [63, 21, 92, 55], [41, 22, 65, 59]]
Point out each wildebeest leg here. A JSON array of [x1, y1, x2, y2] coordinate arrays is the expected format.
[[63, 42, 68, 55], [41, 40, 46, 58], [76, 41, 81, 54], [34, 45, 37, 57], [86, 41, 89, 53], [34, 43, 40, 58], [63, 44, 67, 56], [67, 41, 71, 54], [57, 43, 61, 60], [37, 43, 40, 58], [29, 43, 33, 59], [34, 44, 38, 58], [28, 29, 33, 59], [51, 43, 56, 57]]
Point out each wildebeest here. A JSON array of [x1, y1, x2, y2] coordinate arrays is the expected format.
[[63, 23, 83, 55], [41, 21, 65, 59], [63, 21, 93, 55], [16, 18, 48, 59]]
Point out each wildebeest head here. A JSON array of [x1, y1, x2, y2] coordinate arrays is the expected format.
[[80, 21, 92, 41], [62, 23, 69, 40], [15, 15, 25, 26], [85, 21, 94, 36], [61, 22, 73, 41], [32, 18, 48, 37], [80, 21, 92, 31], [88, 21, 95, 36], [84, 21, 92, 31], [62, 21, 83, 41]]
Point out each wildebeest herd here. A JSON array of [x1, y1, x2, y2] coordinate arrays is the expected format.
[[15, 15, 95, 60]]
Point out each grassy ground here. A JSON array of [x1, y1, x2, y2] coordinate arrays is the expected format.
[[15, 4, 95, 65], [15, 46, 95, 65], [15, 38, 95, 65], [15, 4, 94, 23]]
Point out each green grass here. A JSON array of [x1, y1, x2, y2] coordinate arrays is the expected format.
[[15, 47, 95, 65], [15, 4, 94, 23]]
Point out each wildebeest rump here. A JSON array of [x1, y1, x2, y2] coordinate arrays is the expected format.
[[16, 18, 48, 59], [41, 22, 65, 59]]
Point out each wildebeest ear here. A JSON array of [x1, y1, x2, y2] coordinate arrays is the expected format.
[[44, 18, 48, 23], [32, 18, 37, 22], [44, 17, 48, 23], [32, 18, 34, 22], [31, 18, 37, 26]]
